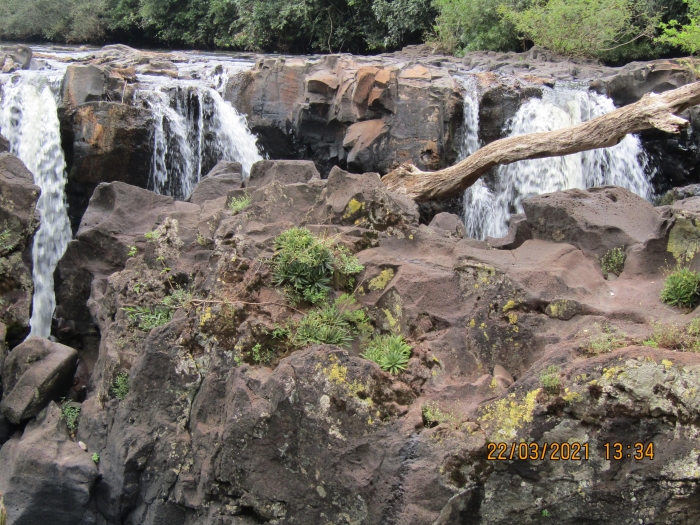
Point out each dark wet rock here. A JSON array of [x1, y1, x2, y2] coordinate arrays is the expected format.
[[60, 102, 153, 233], [188, 162, 243, 205], [0, 153, 40, 344], [62, 65, 108, 107], [0, 402, 99, 525], [232, 55, 461, 175], [0, 338, 78, 424], [0, 134, 9, 154], [245, 159, 320, 190]]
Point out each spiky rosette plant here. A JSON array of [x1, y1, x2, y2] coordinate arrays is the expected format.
[[361, 334, 412, 374]]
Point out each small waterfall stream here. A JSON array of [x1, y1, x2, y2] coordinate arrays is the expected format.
[[0, 71, 72, 338], [134, 61, 262, 200], [458, 77, 652, 239]]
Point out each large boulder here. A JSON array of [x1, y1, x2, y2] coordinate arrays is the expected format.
[[0, 153, 40, 343], [61, 65, 108, 107], [522, 186, 665, 258], [245, 159, 320, 189], [188, 161, 243, 205], [0, 338, 78, 424], [0, 45, 32, 73], [0, 402, 99, 525]]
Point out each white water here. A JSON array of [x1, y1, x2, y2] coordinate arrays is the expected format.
[[458, 79, 652, 239], [135, 62, 262, 200], [0, 71, 72, 337]]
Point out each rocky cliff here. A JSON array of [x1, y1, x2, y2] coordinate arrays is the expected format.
[[1, 151, 700, 523]]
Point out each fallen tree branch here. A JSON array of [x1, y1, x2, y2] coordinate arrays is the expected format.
[[382, 81, 700, 201]]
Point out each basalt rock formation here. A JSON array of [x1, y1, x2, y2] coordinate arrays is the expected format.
[[1, 155, 699, 523]]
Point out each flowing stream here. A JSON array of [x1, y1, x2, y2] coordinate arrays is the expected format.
[[0, 48, 262, 337], [458, 77, 652, 240]]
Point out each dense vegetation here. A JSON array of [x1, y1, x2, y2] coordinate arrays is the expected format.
[[0, 0, 698, 61]]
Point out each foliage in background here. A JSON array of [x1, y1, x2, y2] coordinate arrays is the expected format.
[[274, 294, 372, 348], [660, 266, 700, 308], [658, 0, 700, 54], [361, 334, 412, 374]]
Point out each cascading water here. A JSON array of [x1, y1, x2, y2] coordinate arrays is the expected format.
[[135, 62, 262, 200], [0, 71, 72, 338], [458, 79, 652, 240]]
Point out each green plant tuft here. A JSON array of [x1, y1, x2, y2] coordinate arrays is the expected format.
[[660, 267, 700, 308], [60, 400, 81, 433], [112, 372, 130, 400], [539, 365, 561, 395], [361, 334, 412, 374], [421, 401, 457, 427], [91, 452, 100, 464], [643, 318, 700, 352], [228, 194, 252, 214], [600, 247, 625, 278], [584, 323, 626, 355], [271, 228, 363, 304], [127, 245, 137, 257], [144, 230, 160, 241], [122, 306, 172, 330], [275, 294, 371, 348]]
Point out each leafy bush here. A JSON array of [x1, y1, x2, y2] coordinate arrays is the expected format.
[[271, 228, 363, 304], [421, 401, 457, 427], [600, 247, 626, 278], [275, 294, 371, 348], [60, 401, 81, 433], [643, 318, 700, 351], [228, 194, 251, 214], [584, 323, 626, 355], [361, 334, 412, 374], [91, 452, 100, 464], [112, 372, 130, 400], [660, 267, 700, 308], [123, 306, 172, 330], [432, 0, 529, 53], [658, 0, 700, 54], [501, 0, 659, 59], [539, 365, 561, 394]]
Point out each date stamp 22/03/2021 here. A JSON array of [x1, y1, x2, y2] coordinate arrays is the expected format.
[[486, 442, 655, 461]]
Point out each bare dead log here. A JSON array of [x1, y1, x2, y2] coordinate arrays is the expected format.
[[382, 81, 700, 201]]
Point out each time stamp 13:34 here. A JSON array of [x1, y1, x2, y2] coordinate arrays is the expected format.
[[486, 442, 655, 461]]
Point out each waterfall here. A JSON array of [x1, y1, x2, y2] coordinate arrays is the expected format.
[[0, 72, 72, 338], [458, 80, 651, 240], [135, 64, 262, 200]]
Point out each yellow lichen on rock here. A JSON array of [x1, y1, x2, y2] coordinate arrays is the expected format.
[[478, 389, 540, 441], [368, 268, 395, 291], [667, 216, 700, 263], [343, 198, 365, 219]]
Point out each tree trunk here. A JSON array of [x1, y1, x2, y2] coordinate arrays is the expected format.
[[381, 81, 700, 202]]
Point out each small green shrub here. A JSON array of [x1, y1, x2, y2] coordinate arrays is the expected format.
[[275, 294, 371, 348], [60, 401, 81, 433], [228, 194, 251, 214], [127, 245, 137, 257], [161, 288, 193, 309], [91, 452, 100, 464], [600, 247, 625, 278], [249, 343, 275, 364], [112, 372, 129, 400], [122, 306, 172, 330], [643, 318, 700, 351], [542, 509, 551, 518], [539, 365, 561, 395], [421, 401, 457, 427], [271, 228, 364, 304], [657, 0, 700, 55], [144, 230, 160, 241], [584, 323, 626, 355], [660, 267, 700, 308], [361, 334, 412, 374]]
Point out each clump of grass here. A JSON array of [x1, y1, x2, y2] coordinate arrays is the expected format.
[[600, 247, 625, 278], [643, 318, 700, 352], [274, 294, 371, 348], [661, 267, 700, 308], [111, 372, 129, 400], [250, 343, 275, 364], [584, 323, 626, 355], [421, 401, 458, 428], [271, 227, 364, 304], [228, 194, 251, 214], [60, 400, 81, 433], [539, 365, 561, 395], [91, 453, 100, 464], [361, 334, 412, 374], [122, 306, 172, 330], [161, 288, 193, 309]]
